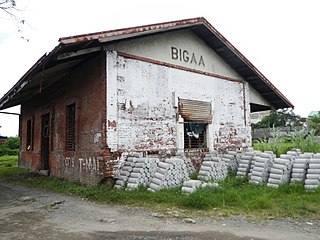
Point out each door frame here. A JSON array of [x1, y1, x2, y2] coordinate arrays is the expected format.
[[41, 113, 50, 170]]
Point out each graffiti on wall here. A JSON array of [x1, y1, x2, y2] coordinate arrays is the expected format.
[[64, 156, 102, 173]]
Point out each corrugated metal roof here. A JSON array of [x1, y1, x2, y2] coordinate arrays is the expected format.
[[0, 17, 294, 111]]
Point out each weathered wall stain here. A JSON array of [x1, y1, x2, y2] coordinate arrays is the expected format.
[[106, 51, 251, 154], [19, 53, 108, 185]]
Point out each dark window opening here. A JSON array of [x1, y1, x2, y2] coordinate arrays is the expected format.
[[41, 113, 50, 170], [26, 120, 31, 151], [66, 103, 76, 151], [25, 116, 34, 151], [184, 122, 207, 149]]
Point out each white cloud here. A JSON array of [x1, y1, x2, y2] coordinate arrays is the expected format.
[[1, 0, 320, 136]]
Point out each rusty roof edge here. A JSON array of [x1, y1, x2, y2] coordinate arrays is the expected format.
[[0, 45, 62, 110], [59, 17, 204, 45], [1, 17, 294, 111], [200, 18, 294, 109]]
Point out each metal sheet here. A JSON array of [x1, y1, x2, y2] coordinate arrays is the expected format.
[[178, 98, 212, 123]]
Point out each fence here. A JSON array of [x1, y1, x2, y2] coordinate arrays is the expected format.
[[252, 126, 306, 140]]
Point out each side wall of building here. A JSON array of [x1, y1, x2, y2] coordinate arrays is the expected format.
[[19, 53, 109, 185], [106, 51, 251, 156]]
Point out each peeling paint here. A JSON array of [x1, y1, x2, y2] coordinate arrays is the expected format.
[[93, 133, 101, 144], [108, 120, 117, 128], [106, 51, 251, 153]]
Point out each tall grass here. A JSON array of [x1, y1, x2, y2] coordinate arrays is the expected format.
[[0, 155, 24, 177]]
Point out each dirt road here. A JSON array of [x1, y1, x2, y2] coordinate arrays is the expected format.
[[0, 182, 319, 240]]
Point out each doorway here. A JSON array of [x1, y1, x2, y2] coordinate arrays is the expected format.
[[41, 113, 50, 170]]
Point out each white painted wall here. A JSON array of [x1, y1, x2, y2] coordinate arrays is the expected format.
[[106, 29, 243, 80], [249, 85, 272, 107], [106, 29, 272, 110], [106, 51, 251, 152]]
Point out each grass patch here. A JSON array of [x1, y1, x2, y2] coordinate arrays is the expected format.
[[1, 155, 320, 220], [0, 155, 27, 179]]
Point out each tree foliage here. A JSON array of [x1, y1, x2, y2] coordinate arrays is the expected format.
[[308, 112, 320, 135], [252, 109, 304, 129], [0, 136, 19, 156]]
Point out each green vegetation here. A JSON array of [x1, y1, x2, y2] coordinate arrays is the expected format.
[[253, 132, 320, 157], [0, 155, 22, 177], [252, 109, 320, 156], [252, 109, 304, 130], [308, 112, 320, 135], [1, 155, 320, 220], [0, 137, 19, 156]]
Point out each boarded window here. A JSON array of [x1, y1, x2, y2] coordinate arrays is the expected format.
[[179, 99, 211, 149], [178, 98, 212, 123], [66, 103, 76, 151]]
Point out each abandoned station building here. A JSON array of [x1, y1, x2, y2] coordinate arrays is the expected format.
[[0, 18, 293, 185]]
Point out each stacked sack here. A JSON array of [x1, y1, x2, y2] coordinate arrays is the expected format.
[[181, 180, 219, 194], [148, 157, 189, 192], [126, 157, 160, 190], [175, 153, 196, 175], [290, 154, 312, 184], [267, 154, 293, 188], [249, 152, 274, 184], [249, 151, 271, 177], [114, 156, 138, 189], [198, 156, 228, 181], [221, 151, 239, 174], [203, 151, 219, 160], [236, 151, 255, 177], [305, 153, 320, 190], [181, 180, 202, 194]]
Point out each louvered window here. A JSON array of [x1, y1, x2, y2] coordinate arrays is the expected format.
[[66, 103, 76, 151], [178, 98, 212, 123]]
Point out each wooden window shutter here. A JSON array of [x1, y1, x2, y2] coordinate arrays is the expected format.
[[178, 98, 212, 123]]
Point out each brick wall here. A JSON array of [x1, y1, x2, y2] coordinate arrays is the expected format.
[[19, 52, 111, 185]]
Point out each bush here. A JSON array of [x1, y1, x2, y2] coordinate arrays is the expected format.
[[0, 137, 19, 156]]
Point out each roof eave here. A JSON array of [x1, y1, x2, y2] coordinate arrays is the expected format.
[[59, 17, 204, 45], [0, 17, 294, 111], [0, 45, 62, 110], [199, 18, 294, 109]]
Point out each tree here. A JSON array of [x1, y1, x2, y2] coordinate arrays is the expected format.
[[0, 0, 28, 41], [308, 112, 320, 135], [252, 109, 304, 129]]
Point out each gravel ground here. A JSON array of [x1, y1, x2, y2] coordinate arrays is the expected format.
[[0, 182, 319, 240]]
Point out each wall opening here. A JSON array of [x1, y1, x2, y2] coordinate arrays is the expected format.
[[178, 98, 212, 149], [26, 119, 32, 151], [184, 122, 207, 148], [66, 103, 76, 151], [41, 113, 50, 170], [25, 116, 35, 151]]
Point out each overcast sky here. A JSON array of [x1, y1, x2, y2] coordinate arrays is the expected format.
[[0, 0, 319, 136]]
